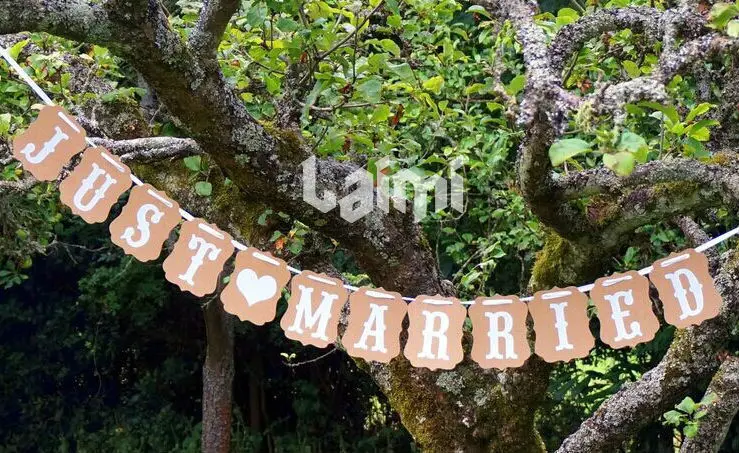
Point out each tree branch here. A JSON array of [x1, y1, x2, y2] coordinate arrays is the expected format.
[[556, 251, 739, 453], [189, 0, 241, 57], [549, 6, 663, 75], [680, 356, 739, 453], [91, 136, 202, 163]]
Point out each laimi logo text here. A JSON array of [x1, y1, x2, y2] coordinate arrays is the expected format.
[[302, 156, 465, 223]]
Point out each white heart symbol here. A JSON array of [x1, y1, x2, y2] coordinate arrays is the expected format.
[[236, 269, 278, 306]]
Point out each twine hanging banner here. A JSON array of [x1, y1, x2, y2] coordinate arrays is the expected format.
[[1, 46, 732, 372]]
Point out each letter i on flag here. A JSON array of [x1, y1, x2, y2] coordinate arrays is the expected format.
[[469, 295, 530, 369], [59, 147, 132, 223], [528, 287, 594, 362], [12, 106, 87, 181], [280, 271, 348, 348], [109, 184, 181, 262], [342, 287, 407, 363], [162, 219, 234, 297], [650, 249, 722, 328], [403, 295, 466, 370]]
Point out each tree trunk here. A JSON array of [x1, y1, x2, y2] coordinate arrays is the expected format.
[[202, 299, 235, 453]]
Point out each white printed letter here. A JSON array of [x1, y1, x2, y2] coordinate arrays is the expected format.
[[353, 303, 389, 353], [417, 310, 450, 360], [665, 269, 705, 320], [177, 235, 222, 286], [550, 302, 574, 352], [120, 204, 164, 248], [72, 163, 117, 212], [287, 285, 339, 341], [484, 311, 518, 360]]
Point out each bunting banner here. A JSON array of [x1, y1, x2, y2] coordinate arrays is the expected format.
[[3, 58, 731, 371]]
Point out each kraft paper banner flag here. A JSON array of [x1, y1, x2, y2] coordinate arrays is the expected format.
[[280, 271, 349, 348], [403, 295, 466, 370], [12, 105, 87, 181], [342, 287, 407, 363], [162, 219, 234, 297], [109, 184, 181, 262], [221, 248, 291, 325], [59, 147, 132, 223], [529, 287, 594, 363], [650, 249, 722, 328], [469, 295, 530, 369], [591, 271, 660, 349]]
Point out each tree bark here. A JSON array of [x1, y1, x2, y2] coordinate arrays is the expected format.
[[202, 299, 235, 453], [680, 356, 739, 453]]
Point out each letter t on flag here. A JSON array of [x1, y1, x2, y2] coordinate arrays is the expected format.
[[162, 219, 234, 297]]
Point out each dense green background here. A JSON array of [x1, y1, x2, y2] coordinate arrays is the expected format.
[[1, 0, 739, 451]]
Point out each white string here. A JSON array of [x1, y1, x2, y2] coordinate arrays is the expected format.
[[4, 46, 739, 306]]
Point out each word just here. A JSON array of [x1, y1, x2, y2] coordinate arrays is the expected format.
[[302, 156, 465, 223]]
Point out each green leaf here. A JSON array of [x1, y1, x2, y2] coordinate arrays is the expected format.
[[183, 156, 202, 172], [276, 17, 300, 32], [466, 5, 492, 18], [422, 75, 445, 95], [548, 139, 591, 166], [371, 104, 391, 122], [0, 113, 11, 136], [505, 74, 526, 96], [387, 62, 414, 82], [379, 39, 401, 57], [684, 423, 699, 438], [269, 230, 283, 242], [677, 397, 697, 415], [603, 152, 636, 176], [710, 3, 739, 29], [357, 78, 383, 103], [246, 3, 268, 27], [9, 39, 29, 60], [194, 181, 212, 197], [663, 410, 682, 426], [640, 101, 679, 125], [622, 60, 641, 78], [617, 131, 648, 162], [728, 19, 739, 37], [686, 103, 714, 122]]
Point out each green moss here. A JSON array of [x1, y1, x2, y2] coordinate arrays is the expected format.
[[384, 359, 463, 452], [652, 181, 700, 200], [707, 152, 733, 166], [530, 232, 579, 291], [261, 122, 305, 163]]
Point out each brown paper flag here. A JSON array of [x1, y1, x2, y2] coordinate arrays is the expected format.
[[109, 184, 181, 261], [342, 287, 407, 363], [650, 249, 722, 328], [162, 219, 234, 297], [469, 296, 530, 369], [591, 271, 660, 348], [221, 248, 291, 325], [59, 147, 132, 223], [528, 287, 594, 362], [403, 295, 466, 370], [12, 105, 87, 181], [280, 271, 348, 348]]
